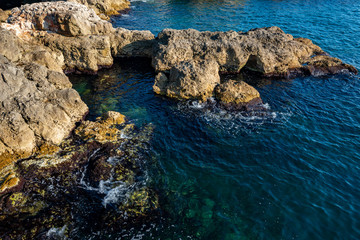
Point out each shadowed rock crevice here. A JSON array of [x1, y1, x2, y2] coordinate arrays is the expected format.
[[243, 54, 265, 73]]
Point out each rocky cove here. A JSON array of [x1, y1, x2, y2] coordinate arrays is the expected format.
[[0, 0, 358, 239]]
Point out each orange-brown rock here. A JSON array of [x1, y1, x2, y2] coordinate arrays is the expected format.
[[69, 0, 130, 20], [214, 80, 262, 110], [75, 111, 126, 143]]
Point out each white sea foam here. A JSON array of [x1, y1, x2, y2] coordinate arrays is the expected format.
[[103, 183, 130, 207], [46, 225, 67, 239], [177, 99, 293, 136]]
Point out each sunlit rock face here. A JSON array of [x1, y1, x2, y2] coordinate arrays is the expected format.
[[0, 0, 130, 20], [152, 27, 357, 77], [153, 59, 220, 102], [7, 1, 113, 37]]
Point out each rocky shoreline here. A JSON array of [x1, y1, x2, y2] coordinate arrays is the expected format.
[[0, 0, 358, 238]]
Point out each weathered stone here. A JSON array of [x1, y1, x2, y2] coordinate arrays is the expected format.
[[214, 80, 262, 110], [0, 27, 22, 62], [111, 28, 155, 58], [37, 32, 113, 73], [304, 55, 359, 76], [74, 111, 125, 143], [153, 60, 220, 101], [69, 0, 130, 20], [21, 46, 65, 72], [0, 55, 88, 178], [0, 8, 11, 23], [152, 27, 357, 77], [7, 1, 113, 37], [100, 111, 126, 125]]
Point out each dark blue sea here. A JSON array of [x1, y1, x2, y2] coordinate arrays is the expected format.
[[70, 0, 360, 239]]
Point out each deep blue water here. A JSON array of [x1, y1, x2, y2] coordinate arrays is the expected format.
[[71, 0, 360, 239]]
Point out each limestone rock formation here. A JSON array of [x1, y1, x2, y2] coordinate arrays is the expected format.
[[7, 1, 113, 37], [0, 55, 88, 176], [303, 55, 358, 76], [111, 28, 155, 58], [152, 27, 357, 77], [1, 2, 154, 73], [0, 28, 22, 62], [37, 32, 113, 73], [214, 80, 262, 110], [0, 113, 158, 238], [69, 0, 130, 20], [153, 60, 220, 101]]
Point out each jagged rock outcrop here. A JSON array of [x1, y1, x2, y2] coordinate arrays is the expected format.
[[69, 0, 130, 20], [153, 60, 220, 101], [111, 28, 155, 58], [0, 55, 88, 182], [214, 80, 262, 110], [1, 0, 130, 19], [1, 2, 154, 73], [303, 54, 358, 76], [0, 27, 65, 72], [37, 32, 113, 73], [152, 27, 358, 77], [7, 1, 113, 37]]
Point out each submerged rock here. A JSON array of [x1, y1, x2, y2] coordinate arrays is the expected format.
[[214, 80, 262, 110], [152, 27, 357, 77], [153, 59, 220, 101]]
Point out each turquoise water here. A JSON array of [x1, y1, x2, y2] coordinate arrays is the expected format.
[[71, 0, 360, 239]]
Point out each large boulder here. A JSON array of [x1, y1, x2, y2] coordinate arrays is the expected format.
[[153, 60, 220, 101], [214, 80, 262, 110], [110, 28, 155, 58], [7, 1, 113, 37], [152, 27, 357, 77]]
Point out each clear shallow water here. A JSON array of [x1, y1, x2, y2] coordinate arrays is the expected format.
[[72, 1, 360, 239]]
